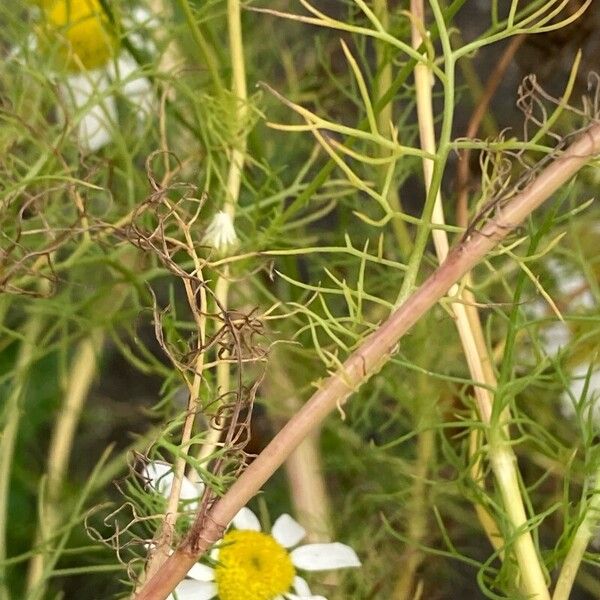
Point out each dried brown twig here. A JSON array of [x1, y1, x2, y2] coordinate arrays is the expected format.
[[455, 35, 526, 228], [122, 154, 269, 586]]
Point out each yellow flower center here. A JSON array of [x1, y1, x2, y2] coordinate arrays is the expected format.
[[39, 0, 116, 70], [214, 530, 295, 600]]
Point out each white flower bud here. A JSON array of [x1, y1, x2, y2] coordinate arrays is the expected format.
[[202, 211, 239, 254]]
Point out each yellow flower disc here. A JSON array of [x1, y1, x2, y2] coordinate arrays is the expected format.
[[214, 530, 295, 600], [42, 0, 116, 70]]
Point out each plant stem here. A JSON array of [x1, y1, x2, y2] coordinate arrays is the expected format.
[[552, 471, 600, 600], [26, 331, 103, 593], [373, 0, 412, 258], [269, 353, 333, 542], [409, 5, 548, 596], [0, 302, 46, 600], [198, 0, 249, 462], [134, 121, 600, 600], [175, 0, 223, 94], [143, 249, 208, 583], [393, 372, 435, 600], [395, 0, 455, 306], [455, 34, 525, 228]]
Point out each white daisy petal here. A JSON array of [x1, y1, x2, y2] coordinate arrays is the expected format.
[[541, 321, 571, 357], [61, 71, 117, 152], [291, 543, 361, 571], [142, 461, 204, 509], [293, 576, 312, 596], [286, 594, 327, 600], [126, 6, 160, 54], [130, 6, 157, 27], [112, 54, 155, 115], [561, 364, 600, 426], [231, 506, 261, 531], [76, 95, 116, 152], [166, 579, 216, 600], [7, 33, 37, 63], [186, 562, 215, 582], [272, 514, 306, 548], [143, 462, 174, 494], [179, 477, 204, 506]]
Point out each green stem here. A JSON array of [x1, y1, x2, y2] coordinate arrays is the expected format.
[[0, 308, 46, 600], [553, 472, 600, 600], [373, 0, 412, 258], [199, 0, 248, 459], [26, 331, 103, 594], [396, 0, 455, 305], [489, 442, 550, 599], [175, 0, 224, 94]]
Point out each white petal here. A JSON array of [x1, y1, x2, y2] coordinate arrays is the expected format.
[[61, 71, 117, 152], [179, 477, 204, 505], [143, 462, 175, 494], [272, 514, 306, 548], [291, 543, 361, 571], [77, 99, 116, 152], [142, 461, 204, 508], [575, 290, 596, 310], [143, 461, 171, 485], [286, 594, 327, 600], [561, 364, 600, 427], [187, 562, 215, 582], [541, 321, 571, 357], [293, 576, 312, 596], [7, 33, 37, 63], [231, 506, 261, 531], [167, 579, 216, 600], [110, 54, 137, 81], [130, 6, 157, 27], [125, 6, 160, 53], [112, 54, 155, 115]]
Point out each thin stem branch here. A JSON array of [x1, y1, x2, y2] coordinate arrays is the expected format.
[[143, 245, 208, 582], [395, 0, 455, 305], [393, 372, 435, 600], [175, 0, 223, 94], [269, 353, 333, 542], [26, 331, 103, 594], [456, 34, 525, 228], [0, 300, 47, 600], [409, 8, 549, 594], [373, 0, 411, 257], [553, 467, 600, 600], [198, 0, 249, 462]]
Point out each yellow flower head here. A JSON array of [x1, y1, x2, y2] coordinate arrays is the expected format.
[[214, 530, 296, 600], [38, 0, 116, 70]]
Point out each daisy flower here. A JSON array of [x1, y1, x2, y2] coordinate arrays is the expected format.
[[142, 462, 361, 600], [27, 0, 155, 152], [168, 508, 360, 600]]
